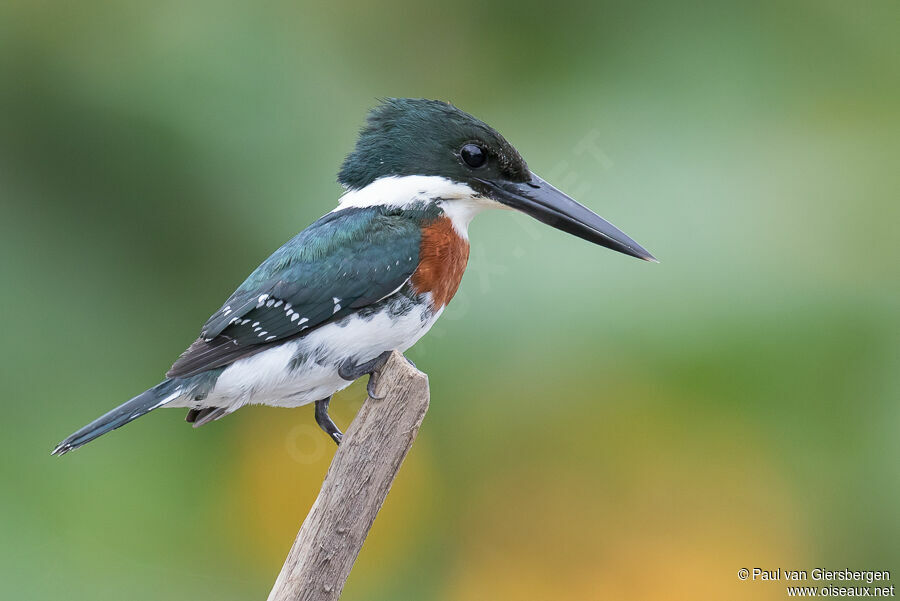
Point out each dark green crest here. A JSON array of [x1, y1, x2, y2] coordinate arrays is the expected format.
[[338, 98, 530, 190]]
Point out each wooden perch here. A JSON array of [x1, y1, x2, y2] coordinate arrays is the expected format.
[[267, 351, 430, 601]]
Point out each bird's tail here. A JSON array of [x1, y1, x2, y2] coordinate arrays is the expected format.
[[51, 379, 183, 456]]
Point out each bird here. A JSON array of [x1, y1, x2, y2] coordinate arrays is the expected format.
[[52, 98, 655, 456]]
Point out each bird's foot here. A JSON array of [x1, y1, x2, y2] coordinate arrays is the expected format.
[[338, 350, 402, 400], [318, 351, 418, 443], [314, 397, 343, 445]]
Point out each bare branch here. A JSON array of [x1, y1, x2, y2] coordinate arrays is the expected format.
[[267, 351, 430, 601]]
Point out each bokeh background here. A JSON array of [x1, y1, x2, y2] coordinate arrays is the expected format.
[[2, 1, 898, 599]]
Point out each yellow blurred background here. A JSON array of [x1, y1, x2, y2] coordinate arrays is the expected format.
[[1, 1, 898, 599]]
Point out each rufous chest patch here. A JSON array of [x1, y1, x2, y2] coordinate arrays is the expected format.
[[411, 216, 470, 308]]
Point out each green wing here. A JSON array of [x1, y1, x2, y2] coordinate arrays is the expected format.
[[167, 206, 429, 378]]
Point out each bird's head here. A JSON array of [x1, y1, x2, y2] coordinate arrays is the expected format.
[[338, 98, 655, 262]]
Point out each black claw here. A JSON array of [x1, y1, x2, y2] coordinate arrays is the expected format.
[[314, 397, 343, 445], [367, 374, 385, 400], [339, 350, 393, 399], [337, 350, 414, 401], [338, 350, 392, 382]]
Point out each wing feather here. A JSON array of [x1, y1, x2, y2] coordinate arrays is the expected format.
[[167, 206, 429, 378]]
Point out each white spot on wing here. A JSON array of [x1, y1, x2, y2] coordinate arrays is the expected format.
[[374, 278, 410, 303], [210, 298, 443, 410]]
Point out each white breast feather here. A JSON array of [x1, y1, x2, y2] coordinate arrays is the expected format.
[[196, 296, 443, 410]]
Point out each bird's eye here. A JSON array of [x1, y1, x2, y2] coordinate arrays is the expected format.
[[460, 144, 487, 168]]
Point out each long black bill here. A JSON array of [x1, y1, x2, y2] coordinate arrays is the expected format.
[[476, 172, 657, 262]]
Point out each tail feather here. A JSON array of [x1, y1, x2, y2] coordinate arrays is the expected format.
[[185, 406, 228, 428], [52, 380, 182, 456]]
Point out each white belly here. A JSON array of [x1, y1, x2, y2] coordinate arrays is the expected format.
[[182, 296, 442, 412]]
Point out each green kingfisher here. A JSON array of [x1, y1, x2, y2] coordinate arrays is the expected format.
[[52, 98, 655, 455]]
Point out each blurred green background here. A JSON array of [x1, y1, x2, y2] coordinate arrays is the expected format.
[[2, 1, 898, 599]]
